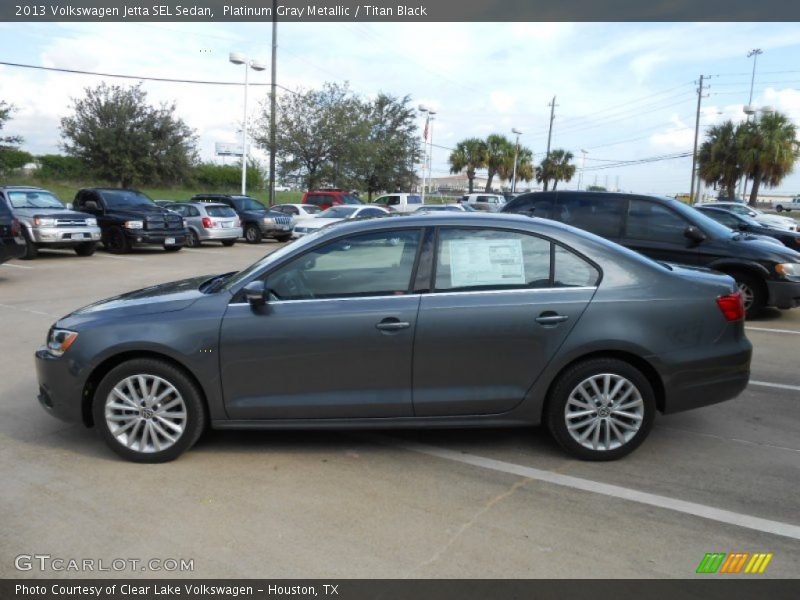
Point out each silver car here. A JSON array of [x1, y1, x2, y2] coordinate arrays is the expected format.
[[164, 202, 242, 247]]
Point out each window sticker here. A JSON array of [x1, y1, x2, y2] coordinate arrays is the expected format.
[[448, 238, 525, 287]]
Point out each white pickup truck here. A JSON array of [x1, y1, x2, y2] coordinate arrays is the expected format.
[[370, 193, 423, 213], [774, 197, 800, 213]]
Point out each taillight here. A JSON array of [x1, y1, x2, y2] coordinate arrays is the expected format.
[[717, 292, 745, 321], [202, 217, 214, 229], [11, 219, 21, 237]]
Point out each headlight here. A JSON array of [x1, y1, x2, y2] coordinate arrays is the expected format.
[[776, 263, 800, 280], [47, 329, 78, 357], [263, 217, 276, 226], [124, 220, 144, 230], [86, 218, 97, 227], [33, 217, 56, 227]]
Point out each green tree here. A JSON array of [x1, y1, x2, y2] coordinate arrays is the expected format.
[[739, 112, 799, 206], [0, 100, 25, 175], [537, 149, 576, 191], [483, 134, 514, 192], [60, 83, 198, 188], [36, 154, 89, 180], [697, 121, 742, 200], [448, 138, 487, 193], [497, 146, 535, 188]]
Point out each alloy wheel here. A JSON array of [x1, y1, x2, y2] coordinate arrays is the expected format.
[[737, 281, 754, 311], [564, 373, 644, 451]]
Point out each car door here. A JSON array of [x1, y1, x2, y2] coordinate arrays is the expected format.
[[412, 226, 598, 417], [219, 228, 424, 420]]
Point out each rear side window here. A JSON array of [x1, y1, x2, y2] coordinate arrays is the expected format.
[[626, 199, 690, 243], [556, 195, 624, 238], [206, 206, 237, 218], [554, 246, 600, 287], [408, 195, 422, 204]]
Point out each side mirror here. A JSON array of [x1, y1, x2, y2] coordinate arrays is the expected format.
[[243, 280, 267, 307], [684, 226, 707, 244]]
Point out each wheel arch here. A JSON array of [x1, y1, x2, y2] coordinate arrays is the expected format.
[[81, 350, 209, 428]]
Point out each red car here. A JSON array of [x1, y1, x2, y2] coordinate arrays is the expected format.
[[301, 189, 363, 211]]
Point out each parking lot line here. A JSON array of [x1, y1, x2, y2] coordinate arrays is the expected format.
[[750, 380, 800, 392], [1, 262, 33, 269], [375, 436, 800, 541], [93, 253, 144, 262], [746, 326, 800, 335]]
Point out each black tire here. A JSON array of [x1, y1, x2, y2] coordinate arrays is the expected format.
[[92, 358, 207, 463], [221, 239, 236, 247], [164, 245, 182, 252], [105, 226, 131, 254], [186, 229, 201, 248], [545, 358, 656, 461], [74, 242, 96, 257], [21, 230, 38, 260], [274, 233, 292, 243], [730, 271, 766, 318], [775, 205, 784, 212], [245, 224, 263, 244]]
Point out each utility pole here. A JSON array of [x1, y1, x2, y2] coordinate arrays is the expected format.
[[546, 96, 557, 158], [268, 0, 278, 205], [689, 75, 709, 204]]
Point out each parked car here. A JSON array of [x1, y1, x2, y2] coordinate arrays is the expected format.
[[695, 206, 800, 251], [191, 194, 292, 243], [164, 202, 242, 247], [414, 204, 477, 213], [270, 203, 322, 219], [702, 201, 797, 232], [0, 194, 25, 264], [1, 186, 101, 259], [34, 213, 752, 463], [370, 193, 423, 213], [502, 191, 800, 317], [73, 188, 186, 254], [774, 197, 800, 213], [461, 193, 508, 212], [273, 185, 292, 192], [292, 205, 390, 237], [301, 189, 363, 211]]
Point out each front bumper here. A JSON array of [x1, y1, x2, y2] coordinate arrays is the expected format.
[[259, 222, 293, 236], [35, 348, 88, 425], [125, 229, 187, 246], [766, 279, 800, 309], [30, 226, 101, 245], [200, 227, 243, 241]]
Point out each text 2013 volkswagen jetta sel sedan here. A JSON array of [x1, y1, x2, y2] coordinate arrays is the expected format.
[[35, 214, 752, 462]]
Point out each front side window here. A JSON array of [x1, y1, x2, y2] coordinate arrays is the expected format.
[[232, 196, 266, 212], [434, 228, 551, 291], [265, 230, 421, 300], [626, 200, 690, 243]]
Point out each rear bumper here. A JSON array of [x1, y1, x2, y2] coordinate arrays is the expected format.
[[658, 339, 752, 414], [30, 226, 101, 245], [766, 279, 800, 309], [124, 229, 187, 246], [35, 347, 87, 425], [200, 227, 242, 241]]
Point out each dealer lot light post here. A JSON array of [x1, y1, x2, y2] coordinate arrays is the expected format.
[[230, 52, 266, 195]]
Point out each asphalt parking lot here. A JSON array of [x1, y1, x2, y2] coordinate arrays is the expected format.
[[1, 241, 799, 579]]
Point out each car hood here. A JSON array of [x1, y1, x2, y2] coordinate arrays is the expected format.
[[757, 214, 796, 228], [62, 275, 212, 324]]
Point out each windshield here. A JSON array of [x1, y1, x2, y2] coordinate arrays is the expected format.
[[302, 205, 321, 214], [8, 191, 64, 209], [319, 206, 357, 218], [102, 190, 155, 208], [232, 196, 266, 211]]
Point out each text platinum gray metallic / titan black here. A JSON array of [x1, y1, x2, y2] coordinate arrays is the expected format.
[[35, 214, 752, 462]]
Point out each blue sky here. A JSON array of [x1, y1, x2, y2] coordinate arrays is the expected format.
[[2, 21, 800, 196]]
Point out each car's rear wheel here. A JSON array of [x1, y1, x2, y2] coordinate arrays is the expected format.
[[546, 358, 655, 461], [776, 205, 784, 212], [74, 242, 96, 256], [245, 224, 262, 244], [186, 230, 201, 247], [730, 271, 765, 318], [93, 359, 206, 463]]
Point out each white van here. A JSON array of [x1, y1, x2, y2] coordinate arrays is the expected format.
[[370, 193, 423, 213], [461, 193, 507, 212]]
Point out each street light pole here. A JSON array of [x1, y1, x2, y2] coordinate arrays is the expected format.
[[268, 1, 278, 205], [577, 149, 588, 190], [546, 96, 557, 159], [418, 105, 431, 202], [740, 48, 763, 200], [511, 128, 522, 193], [230, 52, 266, 196]]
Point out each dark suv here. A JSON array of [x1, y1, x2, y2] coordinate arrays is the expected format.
[[301, 189, 363, 211], [0, 193, 25, 264], [191, 194, 292, 243], [73, 188, 187, 254], [502, 191, 800, 317]]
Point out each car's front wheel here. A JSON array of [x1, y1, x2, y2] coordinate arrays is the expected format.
[[546, 358, 656, 461], [245, 224, 262, 244], [93, 359, 207, 463]]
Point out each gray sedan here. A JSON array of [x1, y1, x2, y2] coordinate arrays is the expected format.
[[35, 214, 751, 462]]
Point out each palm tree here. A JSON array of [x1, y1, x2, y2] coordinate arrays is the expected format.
[[697, 121, 743, 200], [739, 112, 799, 206], [537, 149, 576, 190], [483, 134, 514, 192], [497, 146, 535, 188], [448, 137, 487, 193]]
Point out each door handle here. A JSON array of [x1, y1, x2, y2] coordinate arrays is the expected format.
[[535, 313, 569, 326], [376, 319, 410, 331]]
